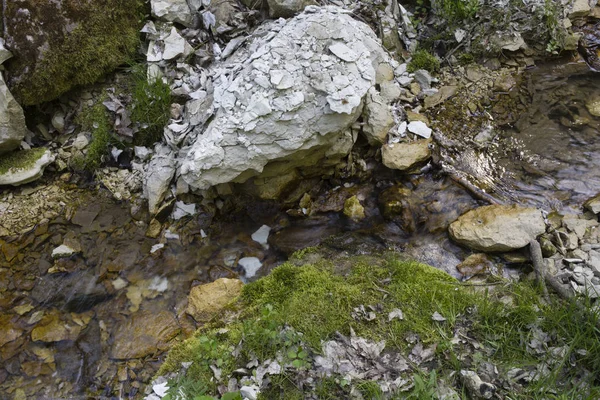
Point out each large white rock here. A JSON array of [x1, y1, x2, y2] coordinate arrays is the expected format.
[[449, 205, 546, 252], [0, 73, 28, 154], [179, 7, 395, 191]]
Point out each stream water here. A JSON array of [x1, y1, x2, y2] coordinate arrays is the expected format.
[[0, 60, 599, 399]]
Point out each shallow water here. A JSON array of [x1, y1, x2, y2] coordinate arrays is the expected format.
[[2, 60, 600, 399]]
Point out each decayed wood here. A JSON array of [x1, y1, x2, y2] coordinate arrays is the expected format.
[[529, 239, 549, 299]]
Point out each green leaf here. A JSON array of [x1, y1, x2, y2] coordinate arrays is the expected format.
[[292, 359, 304, 368], [221, 392, 243, 400], [298, 350, 307, 359], [193, 396, 216, 400], [287, 349, 298, 359]]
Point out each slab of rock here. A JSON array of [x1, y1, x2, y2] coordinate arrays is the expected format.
[[110, 310, 180, 359], [362, 87, 394, 145], [179, 7, 396, 191], [151, 0, 193, 26], [144, 146, 176, 214], [0, 148, 55, 186], [449, 205, 546, 252], [31, 312, 83, 343], [0, 74, 27, 154], [0, 314, 24, 347], [381, 139, 431, 171], [186, 278, 244, 322]]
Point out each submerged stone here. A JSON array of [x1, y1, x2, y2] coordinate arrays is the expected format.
[[343, 195, 366, 221]]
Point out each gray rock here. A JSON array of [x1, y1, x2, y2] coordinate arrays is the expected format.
[[179, 7, 395, 192], [144, 145, 176, 214], [584, 193, 600, 214], [151, 0, 193, 26], [268, 0, 315, 18], [0, 148, 55, 186], [0, 74, 27, 154], [413, 69, 433, 90], [362, 87, 394, 145], [0, 38, 13, 65], [381, 139, 432, 171], [569, 0, 594, 18], [449, 205, 546, 252]]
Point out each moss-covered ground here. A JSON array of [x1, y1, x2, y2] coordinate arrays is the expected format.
[[158, 250, 600, 399]]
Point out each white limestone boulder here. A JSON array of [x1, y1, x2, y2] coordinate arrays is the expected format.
[[179, 6, 396, 192]]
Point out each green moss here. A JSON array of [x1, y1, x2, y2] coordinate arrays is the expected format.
[[14, 0, 144, 105], [407, 50, 441, 74], [73, 98, 116, 171], [160, 251, 600, 399], [0, 148, 46, 175]]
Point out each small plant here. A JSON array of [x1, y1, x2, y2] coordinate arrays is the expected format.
[[436, 0, 479, 23], [129, 64, 172, 147], [74, 98, 117, 171], [406, 370, 439, 399], [407, 50, 441, 74]]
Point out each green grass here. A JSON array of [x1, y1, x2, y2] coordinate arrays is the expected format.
[[159, 252, 600, 399], [128, 64, 172, 147]]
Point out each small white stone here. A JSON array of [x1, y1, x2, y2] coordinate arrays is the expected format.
[[251, 225, 271, 249], [111, 277, 128, 290], [150, 243, 165, 253], [238, 257, 262, 278], [407, 121, 432, 139], [152, 381, 170, 397], [51, 244, 77, 259]]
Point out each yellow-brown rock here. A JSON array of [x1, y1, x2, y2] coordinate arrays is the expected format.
[[186, 278, 244, 323]]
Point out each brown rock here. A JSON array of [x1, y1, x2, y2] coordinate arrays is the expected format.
[[110, 310, 180, 359], [456, 253, 493, 277], [31, 312, 83, 342], [0, 314, 24, 347], [449, 205, 546, 252], [381, 139, 432, 171], [186, 278, 244, 323]]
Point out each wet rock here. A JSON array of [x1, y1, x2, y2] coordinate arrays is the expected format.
[[179, 7, 395, 192], [239, 257, 263, 278], [268, 0, 315, 18], [0, 315, 24, 347], [0, 148, 55, 186], [110, 310, 180, 359], [381, 139, 432, 171], [343, 195, 366, 221], [378, 185, 415, 232], [269, 222, 338, 254], [31, 312, 83, 343], [151, 0, 193, 26], [0, 74, 27, 154], [186, 278, 244, 323], [585, 97, 600, 117], [3, 0, 143, 105], [584, 193, 600, 214], [30, 271, 109, 312], [449, 205, 546, 252]]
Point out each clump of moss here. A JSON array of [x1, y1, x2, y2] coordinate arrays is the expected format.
[[129, 64, 172, 147], [0, 147, 47, 175], [407, 49, 441, 74], [9, 0, 144, 105], [73, 99, 115, 171]]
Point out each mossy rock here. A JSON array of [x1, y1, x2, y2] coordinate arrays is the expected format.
[[3, 0, 144, 105]]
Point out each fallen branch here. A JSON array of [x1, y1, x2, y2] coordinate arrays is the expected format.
[[529, 239, 549, 300]]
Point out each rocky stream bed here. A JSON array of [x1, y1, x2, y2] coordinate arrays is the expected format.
[[1, 0, 600, 399]]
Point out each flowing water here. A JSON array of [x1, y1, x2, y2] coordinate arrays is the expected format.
[[1, 60, 599, 399]]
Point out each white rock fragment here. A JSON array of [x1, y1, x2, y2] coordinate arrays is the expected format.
[[149, 276, 169, 292], [152, 381, 170, 397], [238, 257, 262, 278], [162, 28, 193, 60], [112, 278, 129, 290], [407, 121, 432, 139], [150, 243, 165, 253], [172, 201, 196, 220], [0, 149, 55, 187], [328, 42, 359, 62], [134, 146, 152, 161], [51, 244, 78, 259], [251, 225, 271, 249], [432, 312, 446, 322], [240, 385, 260, 400], [388, 308, 404, 321]]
